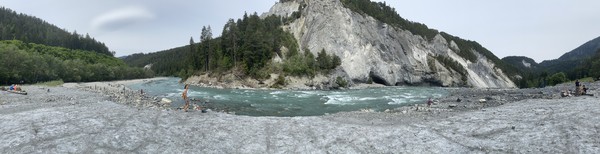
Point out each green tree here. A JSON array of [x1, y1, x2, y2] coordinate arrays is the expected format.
[[547, 72, 568, 86], [317, 49, 331, 70], [200, 26, 213, 71]]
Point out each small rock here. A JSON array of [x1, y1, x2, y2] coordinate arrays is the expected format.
[[161, 98, 172, 105], [479, 99, 487, 103], [449, 104, 457, 108]]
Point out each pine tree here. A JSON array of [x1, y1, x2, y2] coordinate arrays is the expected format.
[[200, 26, 213, 72]]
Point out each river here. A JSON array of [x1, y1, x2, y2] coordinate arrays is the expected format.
[[127, 77, 448, 116]]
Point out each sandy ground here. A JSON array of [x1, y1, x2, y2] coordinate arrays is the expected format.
[[1, 80, 600, 153]]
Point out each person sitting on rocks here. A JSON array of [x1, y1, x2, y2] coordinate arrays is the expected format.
[[561, 90, 571, 97], [427, 98, 433, 107], [582, 85, 588, 95], [575, 80, 582, 96]]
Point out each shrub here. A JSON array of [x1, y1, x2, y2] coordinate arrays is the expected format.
[[336, 76, 348, 88], [547, 72, 568, 86]]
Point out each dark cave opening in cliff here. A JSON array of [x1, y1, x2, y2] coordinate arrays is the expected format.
[[369, 72, 389, 86]]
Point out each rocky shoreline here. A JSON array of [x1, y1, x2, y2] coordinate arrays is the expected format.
[[75, 77, 600, 116], [63, 78, 173, 110], [1, 79, 599, 153]]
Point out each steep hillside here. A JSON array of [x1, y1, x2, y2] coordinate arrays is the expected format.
[[502, 56, 539, 73], [539, 36, 600, 78], [556, 36, 600, 61], [539, 36, 600, 72], [264, 0, 516, 88], [0, 7, 152, 84], [0, 7, 111, 55], [0, 40, 152, 84]]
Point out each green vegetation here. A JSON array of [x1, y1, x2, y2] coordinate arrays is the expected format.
[[34, 80, 64, 87], [0, 40, 153, 85], [0, 7, 112, 56], [367, 77, 373, 84], [514, 48, 600, 88], [431, 55, 468, 82], [283, 49, 316, 77], [547, 72, 568, 86], [270, 74, 287, 88], [568, 48, 600, 80], [124, 13, 340, 81], [335, 76, 348, 88], [341, 0, 438, 41]]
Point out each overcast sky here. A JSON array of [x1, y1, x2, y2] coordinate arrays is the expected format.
[[2, 0, 600, 62]]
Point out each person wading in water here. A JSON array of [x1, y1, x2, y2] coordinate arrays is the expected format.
[[182, 84, 190, 112]]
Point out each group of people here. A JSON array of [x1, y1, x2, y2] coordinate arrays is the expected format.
[[8, 84, 21, 91], [562, 80, 590, 97], [575, 80, 589, 95]]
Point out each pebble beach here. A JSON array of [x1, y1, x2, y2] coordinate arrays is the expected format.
[[1, 79, 599, 153]]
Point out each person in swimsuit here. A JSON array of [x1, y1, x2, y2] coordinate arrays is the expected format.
[[182, 84, 190, 112]]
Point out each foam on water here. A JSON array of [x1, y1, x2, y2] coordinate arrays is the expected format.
[[127, 78, 448, 116]]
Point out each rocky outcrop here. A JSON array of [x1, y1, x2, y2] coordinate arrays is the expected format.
[[263, 0, 516, 88]]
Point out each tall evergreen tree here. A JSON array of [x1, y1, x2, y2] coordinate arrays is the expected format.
[[200, 26, 213, 71]]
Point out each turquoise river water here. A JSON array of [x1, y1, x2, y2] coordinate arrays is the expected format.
[[127, 78, 448, 117]]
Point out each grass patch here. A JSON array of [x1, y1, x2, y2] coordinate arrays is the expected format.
[[564, 77, 594, 84], [577, 77, 595, 82], [34, 80, 64, 87]]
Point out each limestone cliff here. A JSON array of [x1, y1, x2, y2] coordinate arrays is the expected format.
[[263, 0, 516, 88]]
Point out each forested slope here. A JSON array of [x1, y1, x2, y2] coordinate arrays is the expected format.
[[0, 40, 152, 84], [0, 7, 112, 56], [124, 13, 339, 80]]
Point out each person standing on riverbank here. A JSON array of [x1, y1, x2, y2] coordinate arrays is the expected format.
[[575, 80, 582, 96], [182, 84, 190, 112]]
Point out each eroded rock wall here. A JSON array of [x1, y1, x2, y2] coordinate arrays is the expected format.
[[264, 0, 516, 88]]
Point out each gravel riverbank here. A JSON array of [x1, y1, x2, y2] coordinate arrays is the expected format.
[[1, 79, 599, 153]]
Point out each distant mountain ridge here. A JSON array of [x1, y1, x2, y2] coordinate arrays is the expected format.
[[556, 36, 600, 61], [501, 35, 600, 88], [0, 7, 112, 56], [538, 36, 600, 75]]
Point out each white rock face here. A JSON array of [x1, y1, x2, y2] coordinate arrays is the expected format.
[[522, 60, 532, 68], [264, 0, 516, 88]]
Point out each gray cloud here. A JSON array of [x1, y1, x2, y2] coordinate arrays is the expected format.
[[91, 6, 155, 32]]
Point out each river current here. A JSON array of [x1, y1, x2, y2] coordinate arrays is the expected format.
[[127, 77, 448, 116]]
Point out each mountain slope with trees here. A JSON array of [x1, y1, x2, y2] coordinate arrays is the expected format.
[[0, 7, 112, 56], [502, 36, 600, 88], [0, 7, 153, 85], [539, 36, 600, 79], [124, 13, 340, 83], [0, 40, 153, 84]]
